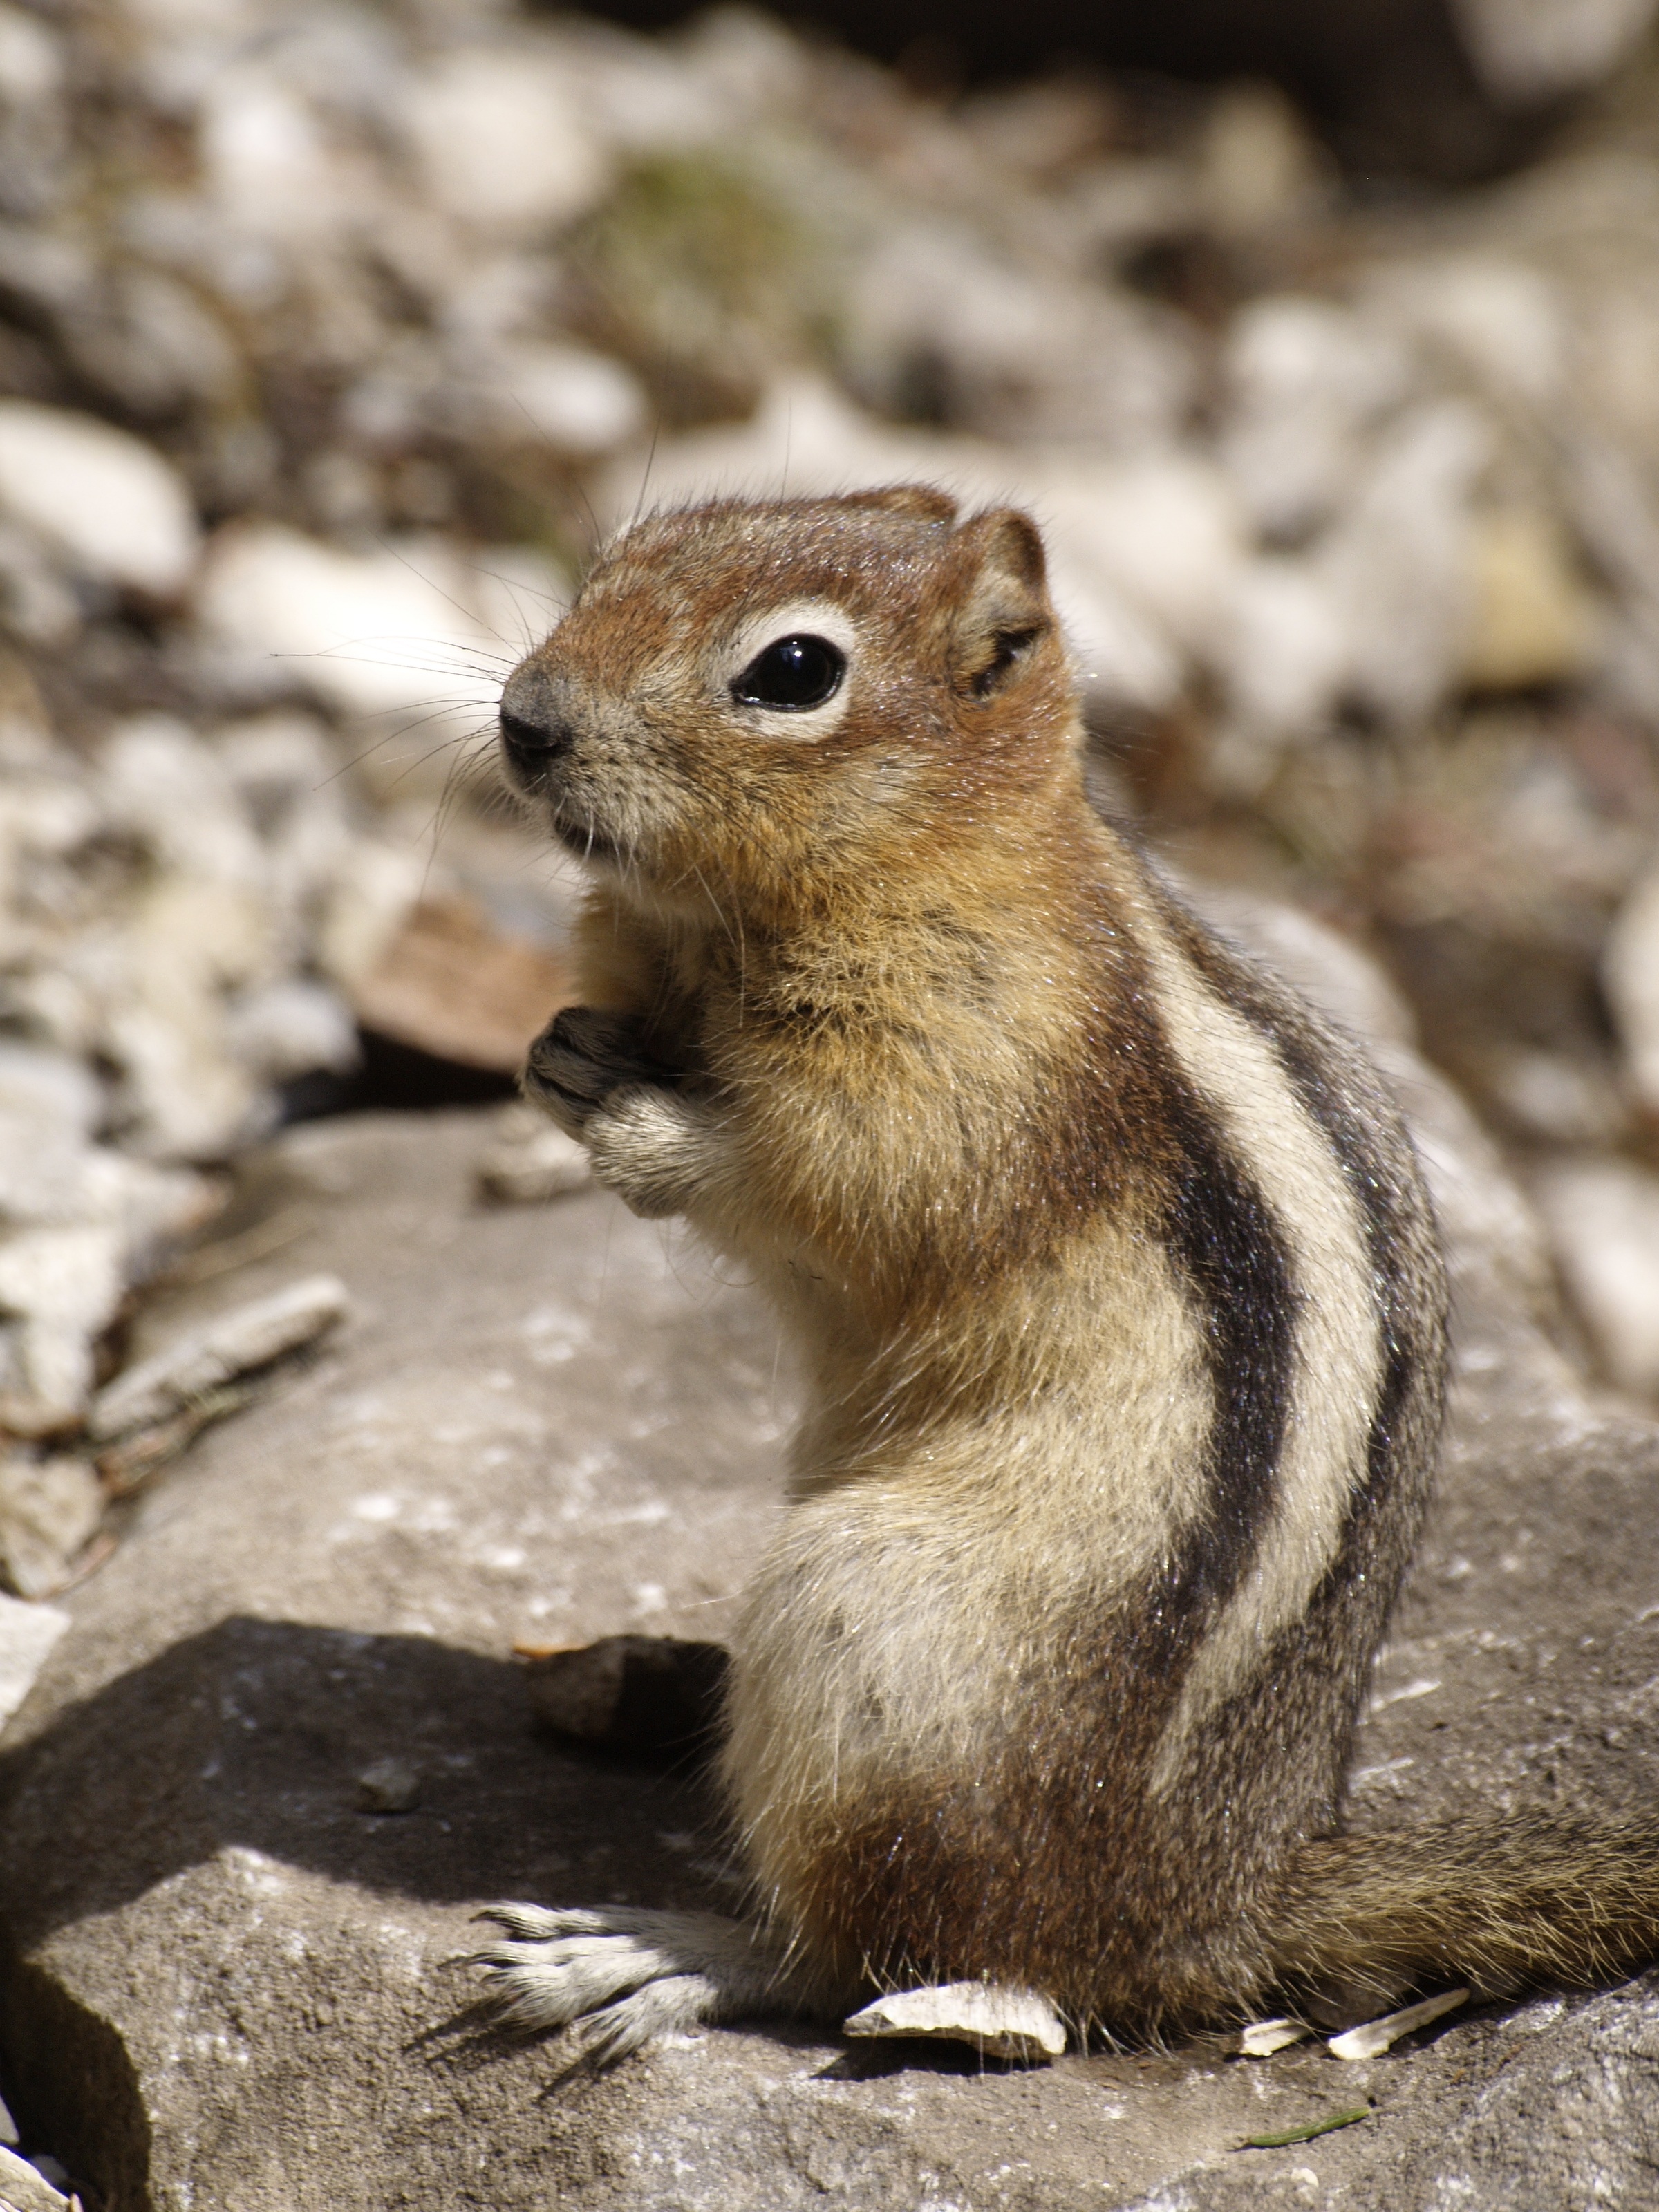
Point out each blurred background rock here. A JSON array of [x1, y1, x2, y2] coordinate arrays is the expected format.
[[1, 0, 1658, 1515]]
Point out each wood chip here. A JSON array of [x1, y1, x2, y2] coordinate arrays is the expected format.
[[843, 1983, 1067, 2061], [351, 894, 573, 1073], [1235, 2016, 1313, 2056], [1328, 1987, 1470, 2060]]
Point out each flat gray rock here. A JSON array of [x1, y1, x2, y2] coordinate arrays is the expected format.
[[3, 923, 1659, 2208]]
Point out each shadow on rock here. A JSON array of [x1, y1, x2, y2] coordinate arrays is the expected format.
[[0, 1614, 731, 1949]]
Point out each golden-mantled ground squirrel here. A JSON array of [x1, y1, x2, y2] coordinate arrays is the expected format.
[[480, 487, 1659, 2061]]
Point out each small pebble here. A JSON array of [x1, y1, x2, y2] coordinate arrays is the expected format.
[[475, 1102, 592, 1205], [355, 1756, 421, 1814], [0, 2092, 16, 2144]]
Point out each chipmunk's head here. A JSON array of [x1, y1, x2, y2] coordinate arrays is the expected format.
[[498, 487, 1080, 915]]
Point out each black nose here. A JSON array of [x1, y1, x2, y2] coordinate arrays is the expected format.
[[498, 665, 572, 780], [499, 705, 568, 761]]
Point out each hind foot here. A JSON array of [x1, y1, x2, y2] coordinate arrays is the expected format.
[[472, 1904, 798, 2065]]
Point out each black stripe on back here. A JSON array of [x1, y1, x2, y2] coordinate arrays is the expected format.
[[1154, 1055, 1300, 1629], [1161, 901, 1445, 1518]]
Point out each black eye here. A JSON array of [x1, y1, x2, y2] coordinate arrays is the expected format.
[[731, 633, 845, 711]]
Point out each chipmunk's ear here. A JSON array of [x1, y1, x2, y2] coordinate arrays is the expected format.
[[839, 485, 959, 524], [948, 509, 1053, 698]]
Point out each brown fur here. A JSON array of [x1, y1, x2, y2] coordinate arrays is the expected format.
[[496, 487, 1659, 2044]]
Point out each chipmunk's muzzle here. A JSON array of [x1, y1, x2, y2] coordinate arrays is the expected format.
[[498, 662, 575, 788], [498, 657, 637, 866]]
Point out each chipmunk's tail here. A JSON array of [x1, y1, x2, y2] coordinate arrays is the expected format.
[[1265, 1819, 1659, 2011]]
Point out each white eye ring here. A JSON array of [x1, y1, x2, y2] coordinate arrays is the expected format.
[[720, 600, 859, 736]]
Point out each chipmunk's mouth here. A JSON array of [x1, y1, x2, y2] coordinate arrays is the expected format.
[[548, 808, 628, 870]]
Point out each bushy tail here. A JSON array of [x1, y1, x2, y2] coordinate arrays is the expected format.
[[1266, 1819, 1659, 2013]]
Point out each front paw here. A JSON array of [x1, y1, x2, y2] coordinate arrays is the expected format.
[[521, 1006, 675, 1138], [584, 1086, 718, 1219]]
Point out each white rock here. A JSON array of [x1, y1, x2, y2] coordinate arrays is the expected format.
[[0, 2141, 73, 2212], [1486, 1047, 1623, 1147], [0, 1591, 68, 1731], [843, 221, 1196, 449], [1320, 402, 1492, 727], [0, 1041, 100, 1143], [1042, 451, 1246, 658], [402, 50, 610, 234], [1368, 256, 1566, 409], [1195, 82, 1325, 238], [1604, 859, 1659, 1115], [0, 402, 199, 596], [475, 1104, 592, 1205], [314, 838, 427, 991], [1209, 554, 1349, 774], [479, 343, 648, 456], [0, 515, 80, 643], [224, 979, 359, 1082], [1533, 1159, 1659, 1398], [0, 6, 64, 104], [78, 1152, 215, 1265], [0, 1222, 126, 1423], [843, 1982, 1067, 2062], [197, 71, 345, 238], [102, 1006, 262, 1167], [355, 1755, 421, 1814], [102, 715, 265, 885], [1449, 0, 1657, 100], [213, 709, 337, 807], [0, 767, 97, 908], [89, 1273, 352, 1443], [194, 524, 514, 786], [0, 1452, 102, 1599], [1220, 297, 1414, 542], [0, 1087, 209, 1243], [99, 870, 275, 1161], [1327, 1987, 1469, 2060], [567, 28, 726, 156]]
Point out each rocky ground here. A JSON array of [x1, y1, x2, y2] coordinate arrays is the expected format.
[[3, 0, 1659, 2203]]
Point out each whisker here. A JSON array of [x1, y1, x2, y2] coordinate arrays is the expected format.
[[271, 634, 518, 675], [629, 417, 662, 536], [372, 534, 520, 651]]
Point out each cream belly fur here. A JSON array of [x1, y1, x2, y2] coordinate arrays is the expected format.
[[474, 485, 1659, 2065]]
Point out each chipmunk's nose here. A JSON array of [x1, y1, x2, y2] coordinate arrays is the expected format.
[[498, 662, 573, 779]]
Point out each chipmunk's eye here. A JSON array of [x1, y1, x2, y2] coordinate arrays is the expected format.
[[731, 634, 845, 711]]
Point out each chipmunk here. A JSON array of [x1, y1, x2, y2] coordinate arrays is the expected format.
[[479, 486, 1659, 2062]]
